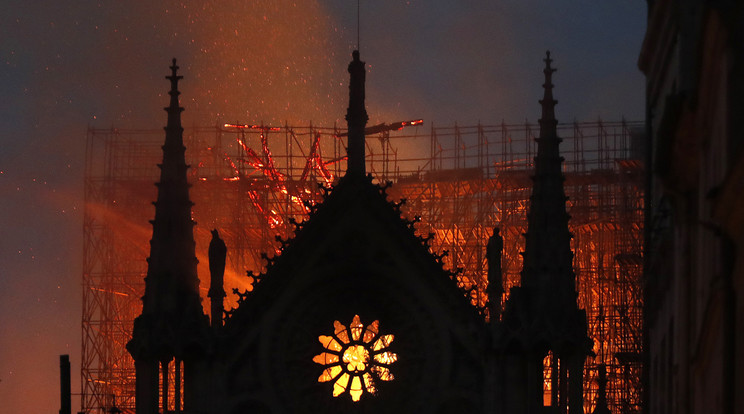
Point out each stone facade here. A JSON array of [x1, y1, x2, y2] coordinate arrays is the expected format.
[[639, 1, 744, 413], [129, 51, 590, 414]]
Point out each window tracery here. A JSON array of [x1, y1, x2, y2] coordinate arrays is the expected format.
[[313, 315, 397, 401]]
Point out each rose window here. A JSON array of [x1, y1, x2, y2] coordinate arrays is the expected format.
[[313, 315, 397, 402]]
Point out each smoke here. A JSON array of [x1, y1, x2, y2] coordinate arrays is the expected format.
[[72, 1, 350, 127], [1, 1, 346, 411], [0, 1, 645, 411]]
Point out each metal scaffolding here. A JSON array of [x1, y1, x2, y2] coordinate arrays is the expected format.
[[82, 120, 644, 413]]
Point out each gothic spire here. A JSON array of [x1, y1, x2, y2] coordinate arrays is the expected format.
[[145, 58, 200, 308], [127, 58, 208, 414], [130, 59, 204, 358], [345, 50, 369, 177], [520, 51, 575, 294], [495, 51, 590, 414]]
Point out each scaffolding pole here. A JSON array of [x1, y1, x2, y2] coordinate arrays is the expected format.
[[82, 120, 644, 413]]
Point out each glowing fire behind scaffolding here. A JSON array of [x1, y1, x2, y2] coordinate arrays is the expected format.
[[82, 120, 643, 413]]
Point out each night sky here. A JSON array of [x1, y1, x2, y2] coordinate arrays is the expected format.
[[0, 1, 645, 411]]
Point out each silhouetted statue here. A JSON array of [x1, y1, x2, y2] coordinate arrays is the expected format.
[[486, 227, 504, 318], [208, 229, 227, 328]]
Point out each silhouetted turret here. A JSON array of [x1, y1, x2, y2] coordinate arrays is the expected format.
[[345, 50, 369, 177]]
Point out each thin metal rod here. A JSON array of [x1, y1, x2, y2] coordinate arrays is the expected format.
[[357, 0, 360, 51]]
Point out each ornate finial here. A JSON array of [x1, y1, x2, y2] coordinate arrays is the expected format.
[[164, 58, 184, 130], [539, 51, 557, 124], [543, 50, 556, 77], [167, 58, 183, 94]]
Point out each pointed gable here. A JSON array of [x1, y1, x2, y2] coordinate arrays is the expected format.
[[217, 175, 484, 413], [210, 52, 485, 413], [226, 174, 481, 331]]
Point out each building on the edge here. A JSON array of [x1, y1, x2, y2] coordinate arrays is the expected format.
[[127, 51, 592, 413], [639, 1, 744, 414]]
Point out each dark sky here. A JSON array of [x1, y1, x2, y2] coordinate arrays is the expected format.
[[0, 1, 645, 411]]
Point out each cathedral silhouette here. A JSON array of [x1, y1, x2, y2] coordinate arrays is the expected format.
[[127, 51, 592, 414]]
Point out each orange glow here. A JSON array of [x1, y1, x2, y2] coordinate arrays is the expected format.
[[224, 123, 249, 129], [313, 353, 339, 365], [542, 352, 557, 407], [319, 365, 343, 383], [314, 315, 396, 402], [342, 345, 369, 372], [224, 123, 282, 132], [91, 287, 129, 297], [84, 121, 643, 412], [349, 315, 363, 341], [319, 335, 342, 352]]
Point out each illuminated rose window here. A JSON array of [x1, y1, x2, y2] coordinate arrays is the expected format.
[[313, 315, 397, 402]]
